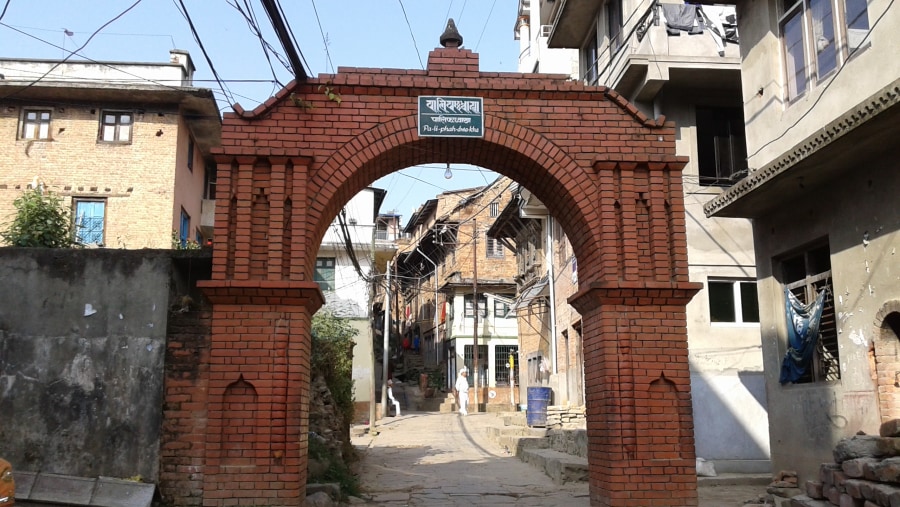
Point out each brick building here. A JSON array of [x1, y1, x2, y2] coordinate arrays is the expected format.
[[0, 50, 220, 248], [395, 176, 520, 407]]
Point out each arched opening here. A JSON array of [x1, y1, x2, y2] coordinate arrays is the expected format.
[[187, 45, 701, 506], [873, 302, 900, 421]]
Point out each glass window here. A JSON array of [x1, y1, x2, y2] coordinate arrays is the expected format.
[[697, 107, 749, 186], [780, 0, 868, 101], [314, 257, 336, 291], [494, 299, 511, 318], [708, 279, 759, 324], [187, 138, 195, 171], [180, 208, 191, 247], [100, 111, 132, 142], [74, 199, 106, 245], [607, 0, 623, 54], [21, 109, 51, 140], [464, 294, 487, 318]]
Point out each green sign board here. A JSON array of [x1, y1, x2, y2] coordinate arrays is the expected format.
[[418, 96, 484, 138]]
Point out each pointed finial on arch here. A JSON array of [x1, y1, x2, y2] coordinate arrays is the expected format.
[[440, 18, 463, 48]]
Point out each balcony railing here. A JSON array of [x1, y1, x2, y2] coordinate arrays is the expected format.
[[585, 0, 739, 90]]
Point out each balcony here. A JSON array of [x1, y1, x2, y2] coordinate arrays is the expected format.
[[590, 1, 742, 102]]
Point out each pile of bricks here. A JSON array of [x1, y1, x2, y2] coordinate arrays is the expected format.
[[791, 419, 900, 506], [546, 405, 586, 429]]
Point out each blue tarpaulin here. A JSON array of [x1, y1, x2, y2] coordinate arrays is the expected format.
[[779, 288, 827, 384]]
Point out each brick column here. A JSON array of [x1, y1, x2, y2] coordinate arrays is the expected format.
[[571, 281, 701, 507], [197, 281, 322, 506]]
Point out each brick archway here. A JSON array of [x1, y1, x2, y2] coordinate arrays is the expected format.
[[188, 46, 702, 506]]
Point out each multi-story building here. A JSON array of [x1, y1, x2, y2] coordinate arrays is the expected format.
[[702, 0, 899, 483], [0, 50, 220, 248], [395, 176, 520, 408], [512, 0, 770, 473], [313, 187, 399, 418]]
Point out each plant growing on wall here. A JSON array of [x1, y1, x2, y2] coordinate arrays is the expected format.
[[1, 187, 77, 248], [311, 309, 358, 429]]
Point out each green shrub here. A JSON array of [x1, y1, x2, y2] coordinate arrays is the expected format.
[[1, 187, 77, 247], [311, 310, 358, 431]]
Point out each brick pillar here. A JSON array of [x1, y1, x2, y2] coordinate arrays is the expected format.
[[571, 282, 701, 507], [197, 282, 322, 506]]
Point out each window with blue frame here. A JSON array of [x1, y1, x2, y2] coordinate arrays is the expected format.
[[180, 209, 190, 247], [74, 199, 106, 245]]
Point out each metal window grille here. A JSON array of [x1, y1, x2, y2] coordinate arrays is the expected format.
[[494, 345, 519, 385], [464, 344, 488, 386], [782, 244, 839, 382]]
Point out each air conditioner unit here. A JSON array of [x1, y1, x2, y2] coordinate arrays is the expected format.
[[540, 25, 553, 38]]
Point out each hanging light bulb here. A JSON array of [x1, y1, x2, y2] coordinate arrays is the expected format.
[[444, 162, 453, 179]]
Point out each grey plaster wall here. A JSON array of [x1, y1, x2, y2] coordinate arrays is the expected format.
[[753, 158, 900, 483], [0, 248, 176, 481]]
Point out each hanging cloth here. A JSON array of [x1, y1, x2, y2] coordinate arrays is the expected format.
[[779, 288, 828, 384]]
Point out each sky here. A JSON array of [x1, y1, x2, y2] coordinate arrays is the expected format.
[[0, 0, 520, 221]]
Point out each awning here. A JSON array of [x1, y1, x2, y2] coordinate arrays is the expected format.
[[510, 277, 550, 311]]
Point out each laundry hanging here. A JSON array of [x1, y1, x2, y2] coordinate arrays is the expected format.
[[779, 288, 828, 384]]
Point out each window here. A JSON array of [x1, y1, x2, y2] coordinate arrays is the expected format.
[[780, 0, 869, 101], [203, 162, 217, 199], [582, 29, 599, 84], [489, 201, 500, 217], [494, 345, 519, 385], [464, 294, 487, 318], [780, 243, 838, 382], [99, 111, 132, 142], [21, 109, 51, 140], [708, 279, 760, 324], [486, 234, 504, 258], [697, 107, 749, 186], [74, 199, 106, 245], [180, 209, 191, 247], [494, 298, 511, 318], [314, 257, 336, 291], [607, 0, 624, 55], [187, 138, 195, 171]]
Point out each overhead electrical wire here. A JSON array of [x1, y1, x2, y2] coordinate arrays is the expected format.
[[473, 0, 498, 51], [173, 0, 237, 109], [309, 0, 335, 74], [0, 0, 11, 22], [272, 0, 313, 77], [396, 0, 425, 70], [0, 0, 143, 100], [226, 0, 287, 88]]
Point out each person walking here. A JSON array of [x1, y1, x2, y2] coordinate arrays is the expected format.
[[454, 367, 469, 416]]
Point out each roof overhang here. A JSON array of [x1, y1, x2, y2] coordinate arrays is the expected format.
[[0, 80, 222, 153], [545, 0, 602, 49], [705, 79, 900, 219]]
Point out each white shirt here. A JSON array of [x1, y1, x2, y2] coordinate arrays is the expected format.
[[455, 374, 469, 394]]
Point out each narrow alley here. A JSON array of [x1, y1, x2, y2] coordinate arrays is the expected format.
[[350, 411, 770, 506]]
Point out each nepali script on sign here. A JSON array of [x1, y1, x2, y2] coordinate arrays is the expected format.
[[418, 96, 484, 138]]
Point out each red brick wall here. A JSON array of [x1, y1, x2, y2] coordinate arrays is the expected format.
[[190, 46, 700, 506]]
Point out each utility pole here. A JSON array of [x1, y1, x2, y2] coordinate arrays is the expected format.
[[380, 261, 391, 419], [472, 218, 479, 410]]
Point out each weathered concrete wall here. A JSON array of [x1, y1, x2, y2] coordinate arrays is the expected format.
[[753, 158, 900, 483], [0, 248, 189, 481]]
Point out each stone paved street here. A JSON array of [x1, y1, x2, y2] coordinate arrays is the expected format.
[[351, 411, 770, 506]]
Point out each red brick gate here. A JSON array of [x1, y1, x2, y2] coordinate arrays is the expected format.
[[182, 43, 701, 506]]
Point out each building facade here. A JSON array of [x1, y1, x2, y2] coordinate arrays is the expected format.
[[313, 187, 398, 418], [515, 0, 770, 473], [703, 0, 899, 483], [0, 50, 220, 248], [396, 176, 520, 408]]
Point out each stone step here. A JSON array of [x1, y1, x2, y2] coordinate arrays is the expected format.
[[519, 447, 589, 485]]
